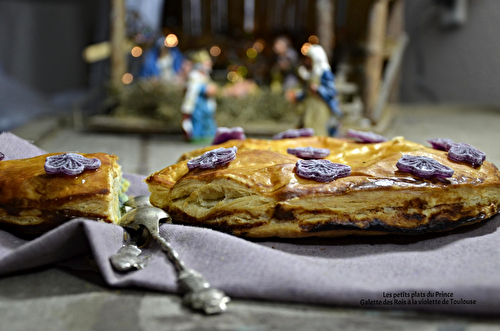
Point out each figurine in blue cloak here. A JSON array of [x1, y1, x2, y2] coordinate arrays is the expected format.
[[287, 44, 342, 136], [138, 37, 184, 83], [180, 50, 218, 142]]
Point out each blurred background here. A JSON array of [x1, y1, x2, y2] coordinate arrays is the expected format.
[[0, 0, 498, 171], [2, 2, 500, 327]]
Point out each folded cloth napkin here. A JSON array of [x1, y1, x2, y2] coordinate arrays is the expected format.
[[0, 132, 499, 315]]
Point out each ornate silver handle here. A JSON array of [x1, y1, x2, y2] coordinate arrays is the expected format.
[[113, 197, 230, 314], [151, 231, 230, 314]]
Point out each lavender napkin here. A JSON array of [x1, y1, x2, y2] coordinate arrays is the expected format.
[[0, 132, 499, 315]]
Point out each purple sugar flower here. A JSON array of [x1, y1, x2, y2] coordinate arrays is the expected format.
[[212, 127, 246, 145], [187, 147, 237, 170], [447, 143, 486, 167], [287, 146, 330, 159], [45, 153, 101, 176], [273, 128, 314, 140], [427, 138, 454, 151], [396, 155, 454, 179], [295, 159, 351, 182], [347, 129, 388, 143]]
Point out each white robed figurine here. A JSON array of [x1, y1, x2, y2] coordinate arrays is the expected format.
[[181, 50, 217, 142], [288, 44, 342, 136]]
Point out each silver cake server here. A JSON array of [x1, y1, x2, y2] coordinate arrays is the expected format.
[[116, 196, 230, 314], [109, 196, 152, 272]]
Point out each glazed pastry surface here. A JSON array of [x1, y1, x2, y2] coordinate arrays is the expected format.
[[0, 152, 124, 233], [146, 137, 500, 238]]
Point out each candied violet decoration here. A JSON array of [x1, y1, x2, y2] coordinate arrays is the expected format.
[[273, 128, 314, 140], [212, 127, 246, 145], [347, 129, 388, 143], [45, 153, 101, 176], [295, 159, 351, 182], [187, 147, 237, 170], [396, 155, 454, 179], [447, 142, 486, 167], [427, 138, 454, 151], [287, 146, 330, 159]]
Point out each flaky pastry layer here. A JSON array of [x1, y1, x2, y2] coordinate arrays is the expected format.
[[146, 137, 500, 238], [0, 153, 124, 233]]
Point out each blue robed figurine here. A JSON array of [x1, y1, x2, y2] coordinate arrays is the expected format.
[[181, 50, 217, 142], [138, 37, 185, 83], [288, 44, 342, 136]]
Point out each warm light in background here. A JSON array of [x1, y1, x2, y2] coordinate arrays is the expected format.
[[131, 46, 143, 57], [134, 34, 147, 44], [164, 34, 178, 47], [122, 73, 134, 84], [252, 40, 264, 53], [210, 45, 221, 57], [308, 35, 319, 44], [237, 66, 248, 77], [246, 48, 257, 58], [301, 43, 312, 55], [227, 71, 239, 82]]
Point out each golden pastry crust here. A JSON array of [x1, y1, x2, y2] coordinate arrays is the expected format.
[[146, 137, 500, 238], [0, 153, 124, 233]]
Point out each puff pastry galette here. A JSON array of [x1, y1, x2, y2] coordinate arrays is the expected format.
[[0, 152, 127, 234], [146, 135, 500, 238]]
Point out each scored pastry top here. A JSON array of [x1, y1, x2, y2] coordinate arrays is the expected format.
[[146, 136, 500, 199], [0, 152, 119, 207]]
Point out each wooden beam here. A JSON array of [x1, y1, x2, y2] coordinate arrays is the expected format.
[[316, 0, 335, 60], [363, 0, 389, 122], [82, 40, 135, 64], [110, 0, 126, 93], [385, 0, 405, 103], [386, 0, 404, 41], [82, 42, 112, 63], [372, 32, 408, 122]]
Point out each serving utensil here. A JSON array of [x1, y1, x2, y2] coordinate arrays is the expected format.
[[111, 195, 230, 314], [109, 242, 145, 271]]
